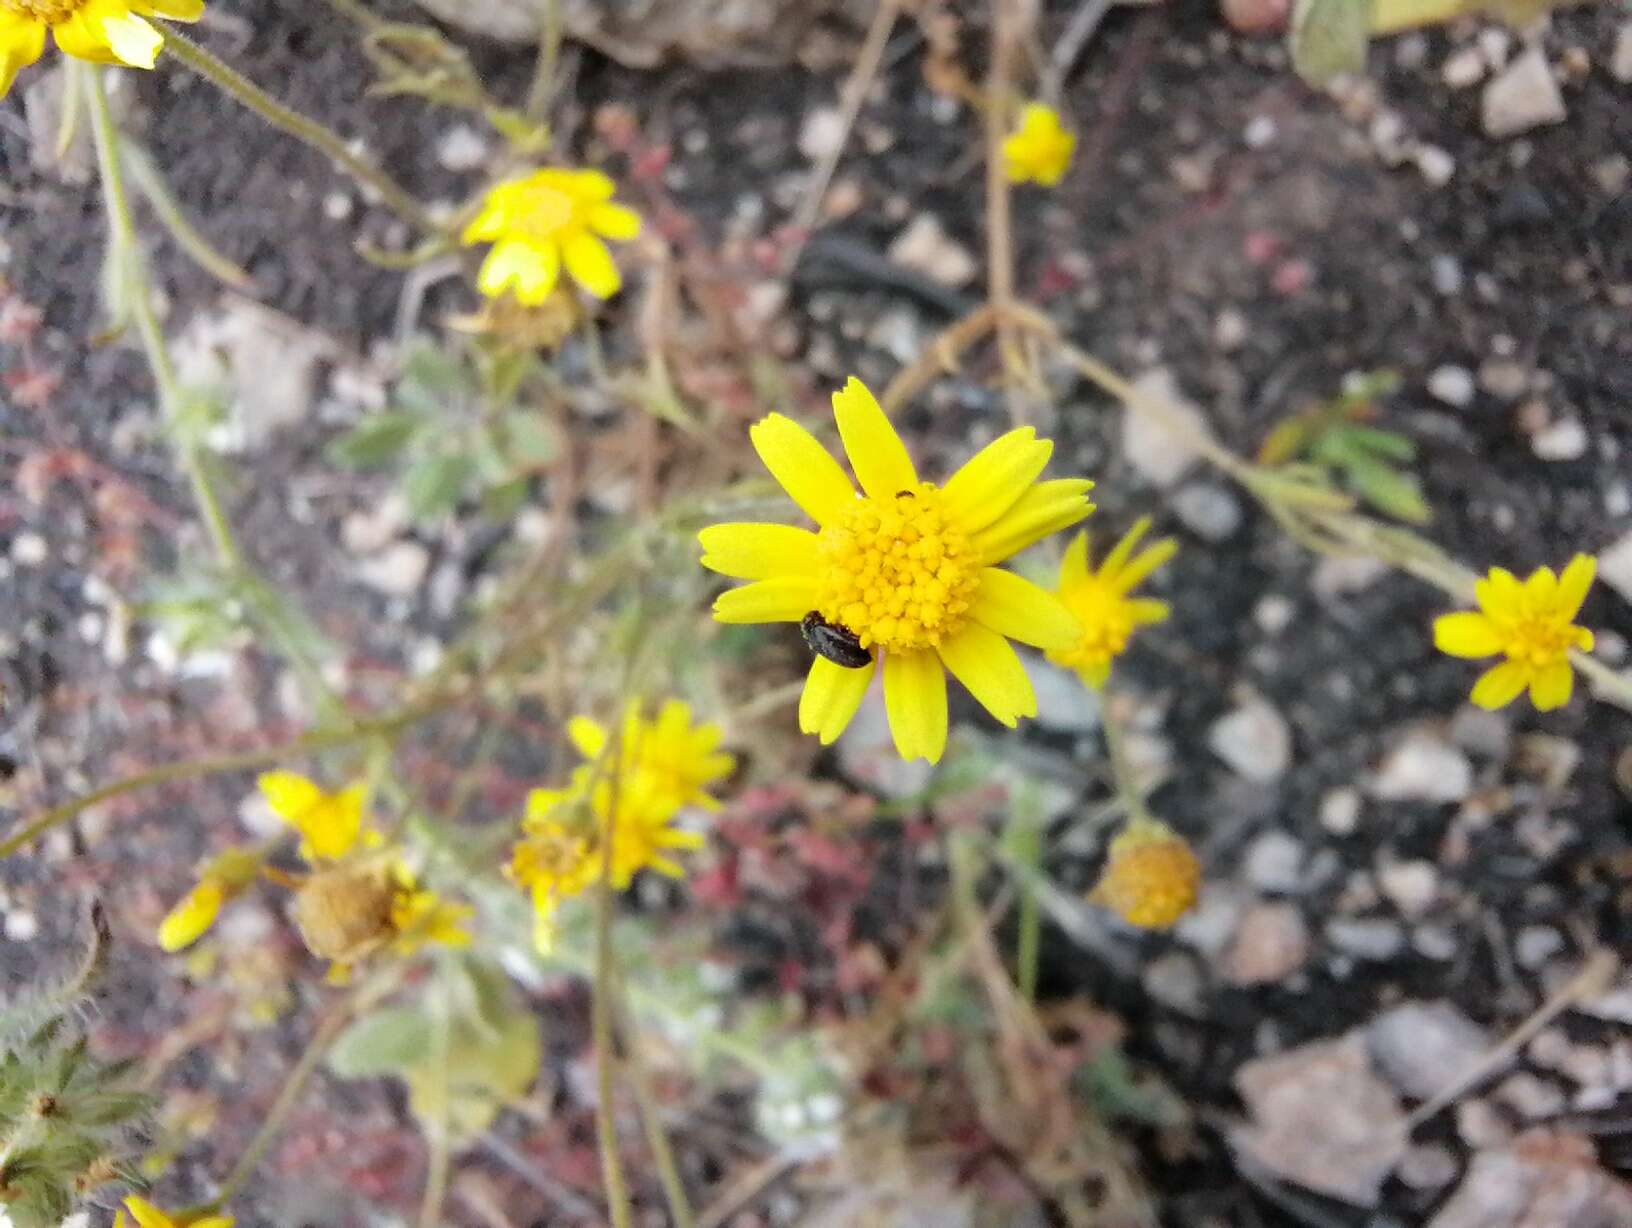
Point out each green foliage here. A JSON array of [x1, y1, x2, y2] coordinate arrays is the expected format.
[[0, 909, 151, 1227], [326, 340, 558, 524], [329, 956, 541, 1148], [1258, 371, 1429, 524], [1290, 0, 1372, 85]]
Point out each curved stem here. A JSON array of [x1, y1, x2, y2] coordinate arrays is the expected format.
[[1096, 688, 1156, 827], [84, 63, 241, 570], [159, 29, 442, 235], [592, 717, 634, 1228]]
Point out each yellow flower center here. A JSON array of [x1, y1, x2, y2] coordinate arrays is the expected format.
[[509, 182, 579, 243], [1500, 613, 1591, 668], [1, 0, 88, 17], [814, 482, 980, 653], [1050, 583, 1134, 671]]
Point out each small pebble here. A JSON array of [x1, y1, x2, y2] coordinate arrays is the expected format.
[[1413, 144, 1455, 187], [1430, 254, 1464, 297], [1441, 46, 1487, 89], [1209, 700, 1293, 783], [1514, 924, 1564, 969], [1427, 365, 1476, 408], [3, 911, 39, 941], [10, 532, 47, 566], [1319, 787, 1361, 835], [1171, 483, 1243, 542], [1377, 859, 1438, 918], [1530, 416, 1588, 461], [1326, 917, 1404, 961]]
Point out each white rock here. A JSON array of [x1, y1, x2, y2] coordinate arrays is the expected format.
[[1530, 416, 1588, 461], [1222, 902, 1309, 985], [1171, 482, 1242, 542], [1428, 364, 1476, 407], [436, 123, 491, 172], [1025, 659, 1101, 733], [1243, 115, 1277, 149], [1377, 859, 1439, 918], [1431, 254, 1464, 296], [1244, 830, 1305, 893], [1143, 951, 1206, 1015], [9, 532, 46, 566], [1208, 699, 1293, 783], [1599, 530, 1632, 606], [1312, 554, 1389, 597], [1369, 732, 1473, 804], [798, 107, 847, 163], [355, 539, 430, 596], [1514, 924, 1564, 969], [1481, 49, 1566, 140], [341, 494, 409, 554], [1430, 1135, 1632, 1227], [1326, 917, 1404, 961], [1214, 307, 1249, 352], [1414, 144, 1456, 187], [885, 213, 976, 288], [1320, 787, 1362, 835], [1120, 368, 1214, 490], [1441, 46, 1487, 88], [1368, 1001, 1492, 1099], [1612, 22, 1632, 85]]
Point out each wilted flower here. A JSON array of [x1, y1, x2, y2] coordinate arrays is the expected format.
[[1048, 517, 1176, 688], [1089, 817, 1199, 929]]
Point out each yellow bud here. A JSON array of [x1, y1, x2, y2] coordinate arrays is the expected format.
[[1090, 819, 1200, 929], [158, 880, 225, 953]]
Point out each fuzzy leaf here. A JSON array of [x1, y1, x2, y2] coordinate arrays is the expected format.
[[403, 452, 477, 521], [328, 1007, 436, 1079], [326, 412, 426, 469]]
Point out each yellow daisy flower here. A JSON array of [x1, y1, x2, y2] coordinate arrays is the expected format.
[[565, 698, 735, 816], [1002, 102, 1075, 187], [1433, 555, 1596, 712], [116, 1194, 233, 1228], [1089, 817, 1200, 929], [461, 167, 642, 304], [1048, 517, 1176, 689], [508, 804, 599, 954], [388, 866, 475, 955], [257, 771, 373, 862], [0, 0, 204, 99], [700, 377, 1094, 764]]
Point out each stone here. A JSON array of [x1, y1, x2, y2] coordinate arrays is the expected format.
[[1120, 369, 1213, 491], [886, 214, 977, 288], [1242, 831, 1305, 893], [798, 107, 847, 163], [1600, 531, 1632, 606], [1612, 22, 1632, 85], [1441, 46, 1487, 88], [1311, 554, 1389, 597], [1326, 917, 1404, 961], [1170, 483, 1242, 542], [1481, 49, 1566, 140], [435, 124, 491, 172], [1496, 1073, 1566, 1120], [1531, 416, 1588, 461], [1456, 1099, 1512, 1149], [355, 540, 430, 597], [1377, 860, 1438, 918], [1208, 700, 1292, 783], [1414, 144, 1456, 187], [1143, 951, 1206, 1015], [1174, 884, 1248, 958], [1477, 358, 1529, 401], [1024, 659, 1100, 733], [1449, 705, 1510, 759], [1398, 1143, 1460, 1191], [1369, 732, 1473, 804], [1427, 364, 1476, 407], [1320, 787, 1361, 835], [1213, 307, 1249, 351], [1229, 1032, 1407, 1206], [1514, 925, 1564, 970], [1367, 1001, 1493, 1100], [1429, 1130, 1632, 1228], [1222, 903, 1309, 986]]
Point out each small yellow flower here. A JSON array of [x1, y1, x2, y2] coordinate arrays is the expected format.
[[1089, 817, 1200, 929], [116, 1194, 233, 1228], [257, 771, 373, 862], [462, 168, 641, 304], [700, 377, 1094, 763], [1434, 555, 1596, 712], [1048, 517, 1176, 689], [388, 867, 475, 955], [157, 847, 264, 952], [508, 701, 733, 951], [1002, 102, 1075, 187], [0, 0, 203, 97]]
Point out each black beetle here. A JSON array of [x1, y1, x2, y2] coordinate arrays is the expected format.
[[800, 611, 872, 669]]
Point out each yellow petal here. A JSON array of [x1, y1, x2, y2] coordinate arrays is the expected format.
[[973, 479, 1096, 565], [883, 650, 947, 764], [1127, 597, 1170, 626], [587, 201, 642, 240], [1475, 567, 1522, 616], [1109, 539, 1177, 595], [1057, 530, 1091, 591], [936, 623, 1035, 728], [158, 880, 223, 953], [1080, 658, 1112, 689], [1469, 659, 1529, 710], [1528, 660, 1573, 711], [1433, 611, 1502, 659], [968, 567, 1082, 651], [798, 656, 876, 744], [258, 771, 325, 823], [122, 1198, 174, 1228], [1523, 565, 1558, 610], [566, 716, 607, 760], [478, 239, 559, 305], [0, 17, 48, 99], [939, 429, 1052, 534], [712, 576, 818, 623], [561, 230, 622, 299], [305, 783, 368, 860], [748, 413, 857, 528], [697, 523, 819, 580], [1555, 554, 1595, 620], [52, 5, 122, 61], [192, 1217, 236, 1228], [1098, 517, 1152, 578], [99, 6, 163, 62], [831, 377, 917, 501]]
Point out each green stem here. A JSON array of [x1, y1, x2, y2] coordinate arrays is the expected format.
[[0, 702, 440, 860], [523, 0, 563, 121], [614, 969, 696, 1228], [1097, 689, 1155, 826], [84, 64, 241, 570], [592, 719, 635, 1228], [159, 30, 442, 235]]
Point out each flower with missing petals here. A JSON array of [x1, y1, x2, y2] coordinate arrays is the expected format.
[[1048, 517, 1176, 688]]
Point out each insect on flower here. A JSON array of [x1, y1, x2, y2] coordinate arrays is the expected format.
[[800, 610, 871, 669]]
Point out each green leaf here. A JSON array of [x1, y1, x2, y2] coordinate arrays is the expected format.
[[326, 411, 425, 469], [481, 477, 530, 521], [328, 1007, 435, 1079], [403, 452, 477, 520], [404, 1003, 539, 1146], [1343, 455, 1432, 524], [395, 344, 472, 416], [1344, 425, 1417, 462], [1290, 0, 1372, 84], [498, 410, 557, 469]]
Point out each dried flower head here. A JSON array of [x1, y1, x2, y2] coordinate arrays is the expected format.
[[1089, 818, 1200, 929]]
